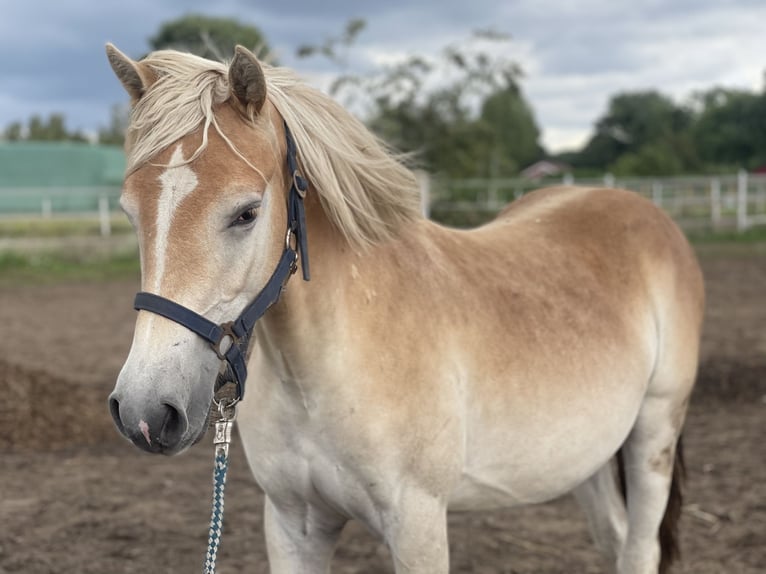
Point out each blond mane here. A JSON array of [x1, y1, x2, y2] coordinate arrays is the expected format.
[[126, 50, 422, 248]]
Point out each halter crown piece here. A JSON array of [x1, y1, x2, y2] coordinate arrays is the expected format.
[[132, 122, 310, 401]]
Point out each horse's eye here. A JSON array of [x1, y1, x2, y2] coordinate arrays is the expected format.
[[233, 207, 258, 226]]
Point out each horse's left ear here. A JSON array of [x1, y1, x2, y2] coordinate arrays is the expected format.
[[229, 45, 267, 115]]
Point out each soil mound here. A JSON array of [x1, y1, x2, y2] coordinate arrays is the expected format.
[[0, 359, 116, 451]]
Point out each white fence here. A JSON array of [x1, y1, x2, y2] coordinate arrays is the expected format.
[[2, 172, 766, 237], [0, 186, 122, 236], [426, 170, 766, 233]]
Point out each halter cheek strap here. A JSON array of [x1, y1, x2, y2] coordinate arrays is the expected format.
[[133, 123, 310, 400]]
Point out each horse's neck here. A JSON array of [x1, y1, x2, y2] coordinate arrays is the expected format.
[[256, 197, 360, 374], [256, 196, 430, 381]]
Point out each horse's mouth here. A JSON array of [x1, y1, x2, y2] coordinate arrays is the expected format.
[[194, 406, 215, 445]]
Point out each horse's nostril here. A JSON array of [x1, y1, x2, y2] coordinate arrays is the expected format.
[[159, 402, 188, 448], [108, 395, 125, 434]]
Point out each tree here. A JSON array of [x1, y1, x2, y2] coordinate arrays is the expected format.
[[371, 32, 541, 177], [29, 114, 66, 141], [3, 121, 22, 141], [98, 104, 129, 146], [369, 94, 498, 177], [611, 141, 684, 176], [692, 88, 766, 170], [574, 91, 697, 174], [296, 18, 366, 74], [299, 24, 541, 177], [480, 86, 542, 175], [3, 114, 86, 142], [149, 14, 270, 61]]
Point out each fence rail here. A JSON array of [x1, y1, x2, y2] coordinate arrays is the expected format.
[[426, 171, 766, 232], [0, 186, 122, 236], [2, 172, 766, 236]]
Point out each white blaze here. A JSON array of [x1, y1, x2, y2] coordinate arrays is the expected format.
[[154, 145, 198, 291]]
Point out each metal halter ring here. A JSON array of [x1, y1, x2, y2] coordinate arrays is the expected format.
[[285, 227, 300, 257], [292, 170, 307, 198], [211, 321, 239, 361], [213, 396, 239, 421]]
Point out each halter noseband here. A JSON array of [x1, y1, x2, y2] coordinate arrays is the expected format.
[[133, 123, 310, 401]]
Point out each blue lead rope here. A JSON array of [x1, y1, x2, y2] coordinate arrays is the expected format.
[[203, 404, 236, 574]]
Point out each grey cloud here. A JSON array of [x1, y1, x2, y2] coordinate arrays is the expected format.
[[0, 0, 762, 149]]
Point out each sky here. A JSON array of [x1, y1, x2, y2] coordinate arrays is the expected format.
[[0, 0, 764, 153]]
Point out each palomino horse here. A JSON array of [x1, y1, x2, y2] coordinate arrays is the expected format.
[[106, 44, 704, 574]]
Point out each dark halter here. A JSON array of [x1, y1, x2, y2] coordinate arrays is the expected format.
[[133, 123, 310, 401]]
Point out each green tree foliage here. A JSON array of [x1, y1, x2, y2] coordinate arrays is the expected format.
[[480, 86, 542, 174], [3, 122, 22, 141], [299, 24, 542, 177], [3, 114, 86, 142], [575, 91, 697, 175], [692, 88, 766, 170], [611, 141, 684, 176], [296, 18, 366, 70], [369, 40, 542, 177], [573, 83, 766, 176], [369, 94, 498, 177], [98, 104, 129, 146], [149, 14, 269, 61]]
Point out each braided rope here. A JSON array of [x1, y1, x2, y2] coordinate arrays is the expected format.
[[203, 447, 230, 574]]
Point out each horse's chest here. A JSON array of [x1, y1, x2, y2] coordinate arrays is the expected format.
[[238, 407, 379, 521]]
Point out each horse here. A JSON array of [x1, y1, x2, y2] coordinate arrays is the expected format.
[[105, 43, 704, 574]]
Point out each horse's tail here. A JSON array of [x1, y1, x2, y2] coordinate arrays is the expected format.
[[616, 436, 685, 574]]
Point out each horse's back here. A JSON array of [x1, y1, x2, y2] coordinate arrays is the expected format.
[[483, 185, 703, 327], [493, 185, 692, 259]]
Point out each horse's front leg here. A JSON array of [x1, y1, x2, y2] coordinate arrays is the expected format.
[[263, 496, 347, 574], [381, 487, 450, 574]]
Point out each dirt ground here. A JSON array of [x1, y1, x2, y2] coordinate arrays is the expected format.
[[0, 246, 764, 573]]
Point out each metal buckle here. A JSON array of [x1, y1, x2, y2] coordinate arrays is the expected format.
[[292, 170, 307, 198], [211, 321, 238, 361], [285, 227, 301, 262]]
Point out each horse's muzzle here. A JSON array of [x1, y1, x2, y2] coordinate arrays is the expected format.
[[108, 392, 189, 455]]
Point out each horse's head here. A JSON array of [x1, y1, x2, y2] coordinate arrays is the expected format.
[[106, 44, 292, 454], [106, 42, 421, 454]]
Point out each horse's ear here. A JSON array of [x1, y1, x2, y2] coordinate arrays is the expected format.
[[106, 43, 153, 104], [229, 45, 267, 115]]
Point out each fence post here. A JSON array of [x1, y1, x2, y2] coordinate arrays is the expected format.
[[737, 169, 748, 232], [487, 178, 498, 209], [756, 178, 766, 214], [41, 198, 52, 219], [710, 178, 721, 231], [415, 170, 431, 218], [651, 181, 663, 207], [99, 196, 111, 237], [562, 172, 574, 186], [603, 173, 615, 188]]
